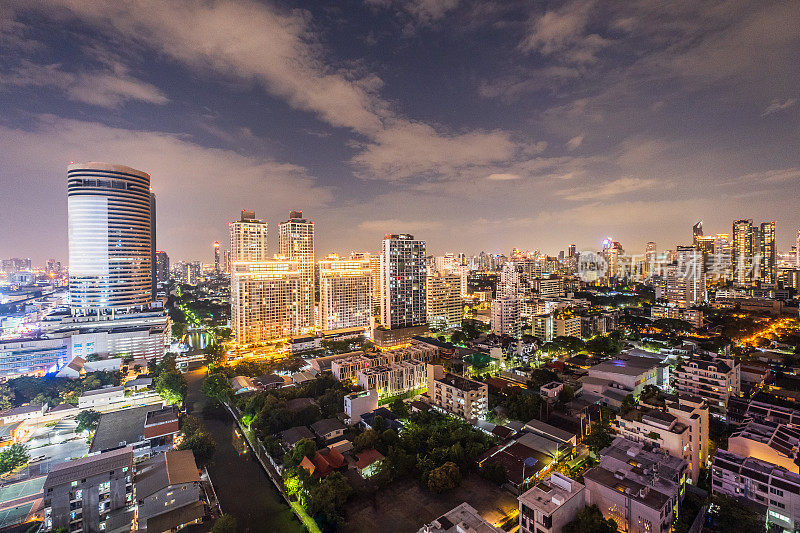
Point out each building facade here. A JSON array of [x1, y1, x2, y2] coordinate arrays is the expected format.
[[427, 364, 488, 422], [319, 254, 373, 332], [229, 210, 268, 262], [674, 354, 741, 415], [278, 211, 315, 329], [491, 297, 520, 338], [380, 234, 427, 330], [426, 273, 462, 329], [519, 473, 586, 533]]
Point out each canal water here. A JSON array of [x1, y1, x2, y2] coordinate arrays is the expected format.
[[185, 369, 306, 532]]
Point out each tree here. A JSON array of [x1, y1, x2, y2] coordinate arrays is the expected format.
[[584, 422, 613, 455], [450, 330, 467, 345], [390, 398, 409, 418], [558, 385, 575, 404], [0, 385, 13, 410], [479, 462, 507, 484], [427, 461, 461, 493], [585, 335, 622, 357], [202, 371, 232, 404], [563, 504, 618, 533], [178, 431, 216, 467], [75, 410, 101, 433], [203, 343, 227, 366], [211, 514, 237, 533], [0, 444, 29, 475], [306, 472, 353, 525], [353, 429, 379, 452], [709, 495, 763, 532]]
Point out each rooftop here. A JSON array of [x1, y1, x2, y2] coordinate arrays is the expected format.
[[589, 355, 660, 377], [90, 405, 165, 453], [45, 447, 133, 489], [134, 449, 200, 499], [418, 502, 502, 533], [519, 473, 585, 515], [435, 372, 485, 392]]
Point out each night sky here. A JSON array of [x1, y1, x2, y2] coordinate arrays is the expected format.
[[1, 0, 799, 263]]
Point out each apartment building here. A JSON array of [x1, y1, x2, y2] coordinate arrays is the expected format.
[[616, 395, 709, 483], [318, 254, 373, 332], [674, 354, 741, 415], [554, 315, 581, 338], [531, 314, 554, 342], [43, 447, 135, 532], [357, 359, 427, 400], [418, 502, 502, 533], [427, 364, 488, 422], [650, 305, 703, 329], [712, 449, 800, 532], [135, 450, 204, 532], [426, 272, 463, 329], [531, 277, 563, 299], [491, 297, 521, 338], [584, 437, 687, 533], [519, 473, 586, 533], [728, 420, 800, 474]]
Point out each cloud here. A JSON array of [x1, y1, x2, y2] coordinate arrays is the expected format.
[[365, 0, 460, 24], [518, 0, 611, 64], [358, 218, 441, 234], [559, 177, 660, 201], [566, 134, 584, 151], [0, 61, 168, 107], [761, 98, 797, 117], [0, 115, 332, 259], [486, 173, 520, 181]]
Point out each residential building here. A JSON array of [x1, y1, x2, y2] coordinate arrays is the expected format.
[[518, 473, 586, 533], [491, 297, 521, 338], [380, 234, 427, 330], [311, 418, 347, 441], [584, 437, 688, 533], [43, 446, 135, 532], [357, 359, 427, 399], [584, 354, 666, 397], [616, 394, 709, 483], [155, 251, 169, 284], [674, 353, 740, 415], [344, 390, 378, 425], [318, 254, 373, 332], [712, 449, 800, 532], [531, 314, 554, 342], [728, 420, 800, 474], [135, 450, 204, 532], [426, 272, 462, 329], [650, 305, 703, 329], [278, 211, 315, 329], [427, 364, 488, 422], [229, 210, 268, 262], [331, 342, 436, 382], [67, 163, 154, 314], [531, 277, 563, 299], [90, 405, 179, 459], [554, 314, 581, 338], [664, 246, 706, 307], [418, 502, 502, 533], [733, 219, 755, 284], [230, 259, 301, 344]]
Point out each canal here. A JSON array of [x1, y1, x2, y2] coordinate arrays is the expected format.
[[185, 369, 306, 532]]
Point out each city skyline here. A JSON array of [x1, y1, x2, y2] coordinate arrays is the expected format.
[[2, 1, 799, 262]]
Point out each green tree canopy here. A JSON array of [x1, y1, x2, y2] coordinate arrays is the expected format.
[[211, 514, 237, 533], [427, 461, 461, 493], [563, 504, 618, 533], [0, 444, 29, 475], [75, 410, 101, 433]]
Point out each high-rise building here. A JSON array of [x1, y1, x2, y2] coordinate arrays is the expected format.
[[380, 234, 427, 330], [230, 259, 301, 344], [67, 162, 154, 314], [665, 245, 706, 307], [692, 220, 703, 245], [229, 210, 268, 262], [759, 221, 777, 284], [733, 219, 754, 284], [155, 251, 170, 284], [568, 244, 577, 258], [318, 254, 373, 332], [278, 211, 315, 329], [796, 229, 800, 268], [426, 272, 462, 329], [213, 241, 221, 273], [491, 297, 520, 338], [150, 192, 157, 301]]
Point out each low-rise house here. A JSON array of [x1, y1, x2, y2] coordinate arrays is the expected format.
[[478, 440, 550, 490], [583, 437, 687, 533], [310, 447, 346, 478], [230, 376, 256, 395], [361, 407, 403, 431], [519, 473, 586, 533], [539, 381, 563, 401], [674, 353, 740, 415], [417, 502, 502, 533], [311, 418, 347, 441], [90, 405, 179, 459], [523, 419, 577, 448], [78, 386, 125, 409], [56, 355, 122, 379], [0, 404, 46, 425], [584, 354, 667, 398], [728, 420, 800, 474], [135, 449, 204, 532], [43, 446, 135, 533], [354, 449, 384, 478], [279, 426, 315, 450], [253, 373, 285, 390], [123, 377, 152, 392]]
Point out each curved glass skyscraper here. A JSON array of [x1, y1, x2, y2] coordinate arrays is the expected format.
[[68, 162, 153, 313]]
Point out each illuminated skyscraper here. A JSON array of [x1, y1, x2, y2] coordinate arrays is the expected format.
[[759, 221, 776, 284], [155, 251, 170, 284], [666, 246, 706, 307], [67, 162, 154, 313], [230, 260, 300, 344], [278, 211, 315, 329], [318, 254, 373, 331], [426, 272, 462, 329], [732, 219, 754, 284], [692, 220, 703, 246], [213, 241, 221, 273], [229, 210, 268, 262], [380, 234, 427, 330]]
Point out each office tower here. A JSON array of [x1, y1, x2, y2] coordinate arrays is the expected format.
[[732, 219, 754, 284], [644, 241, 657, 276], [759, 221, 777, 284], [426, 272, 462, 329], [796, 229, 800, 268], [692, 220, 703, 245], [380, 234, 427, 329], [229, 210, 268, 262], [213, 241, 220, 273], [568, 244, 577, 258], [155, 251, 170, 284], [602, 238, 624, 278], [150, 192, 157, 301], [318, 254, 373, 332], [367, 253, 382, 304], [278, 211, 315, 329], [67, 162, 154, 314], [230, 260, 301, 344]]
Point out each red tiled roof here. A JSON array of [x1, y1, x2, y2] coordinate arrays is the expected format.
[[355, 448, 384, 470]]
